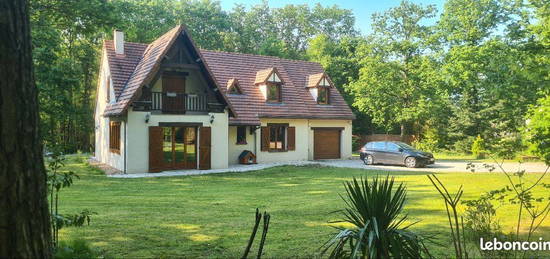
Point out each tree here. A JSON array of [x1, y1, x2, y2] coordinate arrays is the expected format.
[[0, 0, 52, 257], [349, 0, 438, 138], [438, 0, 544, 149], [525, 95, 550, 165]]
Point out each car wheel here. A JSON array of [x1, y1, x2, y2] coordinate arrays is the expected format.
[[405, 157, 417, 168], [364, 155, 374, 165]]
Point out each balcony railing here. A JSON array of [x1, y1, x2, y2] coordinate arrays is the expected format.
[[135, 92, 209, 113]]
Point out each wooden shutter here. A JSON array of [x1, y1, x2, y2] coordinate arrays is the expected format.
[[109, 121, 121, 153], [199, 127, 211, 170], [287, 127, 295, 151], [149, 126, 163, 172], [261, 126, 269, 151]]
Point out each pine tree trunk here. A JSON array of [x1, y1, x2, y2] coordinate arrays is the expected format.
[[400, 124, 405, 141], [0, 0, 52, 258]]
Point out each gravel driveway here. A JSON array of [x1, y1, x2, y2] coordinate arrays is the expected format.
[[109, 158, 548, 178], [320, 158, 549, 173]]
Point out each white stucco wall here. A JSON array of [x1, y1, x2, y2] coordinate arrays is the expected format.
[[227, 118, 352, 164], [126, 108, 229, 173], [254, 119, 310, 163], [228, 126, 256, 165], [94, 49, 125, 171]]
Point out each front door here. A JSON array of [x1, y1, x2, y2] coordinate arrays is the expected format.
[[149, 126, 197, 172]]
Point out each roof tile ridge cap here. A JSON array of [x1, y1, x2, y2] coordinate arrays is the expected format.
[[199, 48, 322, 65], [114, 42, 152, 102]]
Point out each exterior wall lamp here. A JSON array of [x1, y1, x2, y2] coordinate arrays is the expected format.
[[210, 114, 215, 124], [145, 113, 150, 124]]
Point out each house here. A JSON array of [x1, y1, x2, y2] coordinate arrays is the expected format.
[[94, 25, 355, 174]]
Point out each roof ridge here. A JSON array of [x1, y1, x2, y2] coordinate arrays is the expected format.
[[104, 39, 149, 47], [199, 48, 322, 65]]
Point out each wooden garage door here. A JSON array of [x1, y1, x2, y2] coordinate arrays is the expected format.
[[314, 129, 341, 159]]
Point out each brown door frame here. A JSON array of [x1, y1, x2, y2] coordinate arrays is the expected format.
[[149, 126, 197, 172]]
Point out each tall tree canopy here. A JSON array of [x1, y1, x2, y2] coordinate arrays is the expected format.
[[348, 0, 438, 137], [28, 0, 550, 156]]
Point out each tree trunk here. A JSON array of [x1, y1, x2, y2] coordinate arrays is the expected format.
[[400, 124, 405, 141], [0, 0, 52, 258]]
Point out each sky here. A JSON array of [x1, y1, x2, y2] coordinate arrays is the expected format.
[[218, 0, 447, 34]]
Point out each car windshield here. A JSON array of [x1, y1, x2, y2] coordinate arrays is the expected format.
[[395, 142, 415, 150]]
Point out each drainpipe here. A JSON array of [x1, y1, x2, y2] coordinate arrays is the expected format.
[[253, 126, 257, 156], [124, 120, 127, 174]]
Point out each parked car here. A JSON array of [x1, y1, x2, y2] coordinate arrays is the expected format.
[[359, 141, 435, 168]]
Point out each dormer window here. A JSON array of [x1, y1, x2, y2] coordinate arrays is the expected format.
[[307, 73, 333, 105], [317, 86, 329, 104], [255, 68, 284, 103], [227, 78, 243, 95], [266, 83, 281, 102]]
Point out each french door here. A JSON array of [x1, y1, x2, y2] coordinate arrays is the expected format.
[[150, 126, 197, 172]]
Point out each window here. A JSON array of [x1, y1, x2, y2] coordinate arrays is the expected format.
[[373, 142, 386, 150], [109, 121, 121, 153], [317, 86, 329, 104], [228, 79, 242, 95], [366, 142, 374, 149], [387, 143, 400, 152], [266, 83, 281, 102], [229, 84, 242, 94], [269, 125, 286, 151], [236, 126, 247, 145]]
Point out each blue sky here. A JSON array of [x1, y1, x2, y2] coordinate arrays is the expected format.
[[218, 0, 447, 34]]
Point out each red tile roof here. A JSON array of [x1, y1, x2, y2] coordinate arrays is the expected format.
[[104, 40, 147, 97], [201, 50, 355, 125], [102, 25, 355, 124]]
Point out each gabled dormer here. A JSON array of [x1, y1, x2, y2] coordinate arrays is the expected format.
[[306, 73, 333, 105], [227, 78, 243, 95], [255, 68, 284, 103]]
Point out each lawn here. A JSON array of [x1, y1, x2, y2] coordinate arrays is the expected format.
[[59, 156, 550, 258]]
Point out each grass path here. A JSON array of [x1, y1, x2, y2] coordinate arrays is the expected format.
[[59, 156, 550, 258]]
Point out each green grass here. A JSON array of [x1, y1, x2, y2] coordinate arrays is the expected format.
[[59, 156, 550, 258]]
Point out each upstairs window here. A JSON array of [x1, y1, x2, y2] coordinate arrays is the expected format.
[[317, 86, 329, 104], [266, 83, 281, 102], [236, 126, 247, 145], [109, 121, 121, 153], [255, 68, 284, 103], [227, 78, 243, 95], [307, 73, 332, 105]]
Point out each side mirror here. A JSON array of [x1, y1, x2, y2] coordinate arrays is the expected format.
[[398, 148, 404, 152]]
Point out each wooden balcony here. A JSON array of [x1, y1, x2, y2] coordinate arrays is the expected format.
[[134, 92, 209, 113]]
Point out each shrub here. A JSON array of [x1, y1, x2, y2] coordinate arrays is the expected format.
[[55, 239, 105, 259], [413, 127, 440, 152], [453, 136, 475, 154], [322, 176, 427, 258], [471, 135, 486, 159]]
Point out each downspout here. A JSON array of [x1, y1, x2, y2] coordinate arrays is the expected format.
[[124, 120, 127, 174], [253, 126, 257, 156]]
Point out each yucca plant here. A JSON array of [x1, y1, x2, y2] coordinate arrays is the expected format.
[[322, 176, 429, 259]]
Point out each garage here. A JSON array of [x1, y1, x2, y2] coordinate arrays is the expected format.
[[313, 128, 341, 159]]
